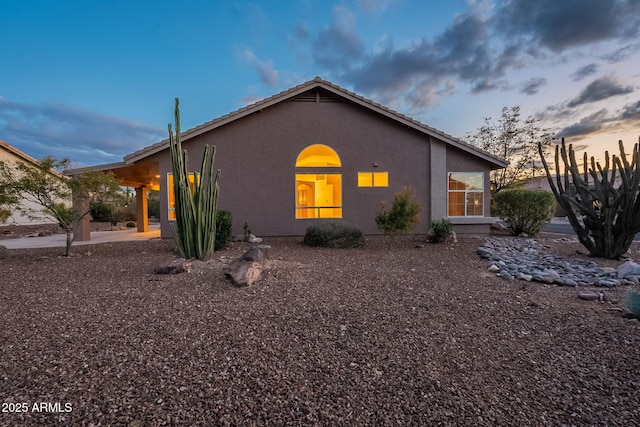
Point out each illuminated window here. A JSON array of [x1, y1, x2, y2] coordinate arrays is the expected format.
[[167, 173, 199, 220], [295, 174, 342, 218], [295, 145, 342, 218], [448, 172, 484, 216], [358, 172, 388, 187], [295, 144, 341, 167]]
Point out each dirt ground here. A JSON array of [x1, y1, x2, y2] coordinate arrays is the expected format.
[[1, 234, 639, 426]]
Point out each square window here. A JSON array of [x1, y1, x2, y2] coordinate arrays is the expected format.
[[448, 172, 484, 217], [358, 171, 389, 187], [373, 172, 388, 187], [358, 172, 373, 187]]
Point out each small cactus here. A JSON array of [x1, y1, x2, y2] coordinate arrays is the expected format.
[[243, 222, 251, 242]]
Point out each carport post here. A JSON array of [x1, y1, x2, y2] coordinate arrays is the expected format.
[[136, 185, 148, 233], [72, 185, 91, 242]]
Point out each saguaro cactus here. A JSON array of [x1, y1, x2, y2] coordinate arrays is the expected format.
[[538, 137, 640, 259], [169, 98, 221, 260]]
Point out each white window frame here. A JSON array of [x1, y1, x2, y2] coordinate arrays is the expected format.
[[447, 172, 484, 217]]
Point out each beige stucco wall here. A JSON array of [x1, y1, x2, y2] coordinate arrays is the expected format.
[[157, 97, 495, 237], [0, 148, 60, 226]]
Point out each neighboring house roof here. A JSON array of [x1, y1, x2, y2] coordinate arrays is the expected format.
[[1, 139, 42, 167], [0, 139, 66, 180], [524, 173, 624, 191], [122, 77, 508, 169]]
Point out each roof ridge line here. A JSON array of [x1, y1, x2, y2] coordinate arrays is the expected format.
[[122, 77, 506, 167]]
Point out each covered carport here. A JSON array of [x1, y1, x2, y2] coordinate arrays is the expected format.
[[65, 160, 160, 242]]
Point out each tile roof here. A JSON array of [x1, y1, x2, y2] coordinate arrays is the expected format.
[[0, 139, 66, 179], [0, 139, 42, 167], [121, 76, 507, 168]]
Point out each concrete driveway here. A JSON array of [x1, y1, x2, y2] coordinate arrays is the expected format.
[[543, 219, 640, 240], [1, 224, 161, 249]]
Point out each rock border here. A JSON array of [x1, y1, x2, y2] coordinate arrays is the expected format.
[[478, 237, 640, 287]]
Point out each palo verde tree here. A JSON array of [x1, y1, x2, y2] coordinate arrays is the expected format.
[[538, 137, 640, 259], [0, 156, 121, 256], [169, 98, 221, 261], [0, 183, 16, 223], [468, 106, 554, 194]]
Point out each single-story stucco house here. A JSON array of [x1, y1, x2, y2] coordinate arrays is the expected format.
[[68, 77, 507, 240], [0, 139, 68, 226]]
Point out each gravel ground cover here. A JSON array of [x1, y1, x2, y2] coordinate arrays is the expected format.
[[1, 235, 639, 426]]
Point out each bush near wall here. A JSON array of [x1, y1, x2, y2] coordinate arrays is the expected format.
[[215, 210, 233, 251], [375, 186, 421, 235], [494, 189, 556, 236], [429, 218, 453, 243], [303, 221, 364, 248]]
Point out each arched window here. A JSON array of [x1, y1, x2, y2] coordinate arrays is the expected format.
[[295, 145, 342, 218], [295, 144, 341, 167]]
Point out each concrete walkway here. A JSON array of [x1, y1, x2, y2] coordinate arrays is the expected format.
[[1, 224, 162, 249]]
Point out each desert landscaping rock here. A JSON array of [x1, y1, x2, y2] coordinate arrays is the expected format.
[[617, 260, 640, 279], [226, 245, 270, 286], [578, 291, 599, 301], [1, 236, 639, 425], [226, 260, 264, 286], [478, 237, 634, 287], [154, 257, 192, 274]]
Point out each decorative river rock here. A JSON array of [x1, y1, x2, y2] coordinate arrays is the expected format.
[[477, 237, 640, 287]]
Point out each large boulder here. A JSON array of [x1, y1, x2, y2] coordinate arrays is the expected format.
[[227, 261, 264, 287], [239, 246, 269, 262], [226, 246, 270, 286], [617, 260, 640, 279]]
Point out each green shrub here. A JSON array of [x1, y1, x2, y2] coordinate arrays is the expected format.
[[147, 190, 160, 218], [627, 288, 640, 318], [121, 206, 138, 222], [430, 218, 453, 243], [126, 221, 136, 228], [90, 202, 111, 222], [215, 210, 233, 251], [303, 221, 364, 248], [375, 186, 421, 235], [90, 202, 136, 224], [494, 189, 556, 236]]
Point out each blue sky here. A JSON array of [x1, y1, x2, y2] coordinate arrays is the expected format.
[[1, 0, 639, 167]]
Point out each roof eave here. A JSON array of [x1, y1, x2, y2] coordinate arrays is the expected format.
[[122, 77, 508, 169], [64, 161, 127, 176], [1, 139, 69, 179]]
